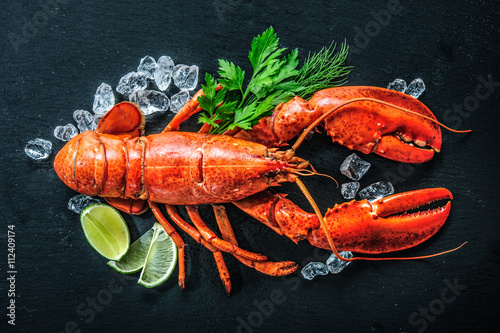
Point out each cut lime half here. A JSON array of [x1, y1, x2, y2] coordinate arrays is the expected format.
[[138, 223, 178, 288], [107, 228, 155, 274], [80, 203, 130, 261]]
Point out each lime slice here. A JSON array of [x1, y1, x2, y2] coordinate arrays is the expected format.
[[138, 223, 177, 288], [80, 203, 130, 261], [107, 228, 155, 274]]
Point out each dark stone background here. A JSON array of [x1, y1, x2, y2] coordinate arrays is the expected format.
[[1, 1, 499, 332]]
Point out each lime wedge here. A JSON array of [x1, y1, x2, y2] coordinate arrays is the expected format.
[[80, 203, 130, 261], [107, 228, 155, 274], [138, 223, 177, 288]]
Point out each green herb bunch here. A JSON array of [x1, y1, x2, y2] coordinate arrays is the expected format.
[[197, 27, 351, 135]]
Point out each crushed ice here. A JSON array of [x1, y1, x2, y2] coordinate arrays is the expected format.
[[359, 181, 394, 201], [340, 153, 371, 181], [68, 194, 101, 214], [154, 56, 175, 91], [25, 138, 52, 160], [172, 64, 199, 91], [388, 78, 425, 98], [341, 182, 360, 200], [170, 90, 190, 114], [93, 83, 115, 115], [129, 90, 170, 115], [116, 72, 149, 96], [54, 124, 79, 141], [137, 55, 157, 80], [301, 262, 329, 280], [326, 251, 353, 274], [73, 110, 94, 132], [406, 78, 426, 98]]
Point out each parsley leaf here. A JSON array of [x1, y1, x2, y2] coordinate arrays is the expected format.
[[197, 27, 351, 135]]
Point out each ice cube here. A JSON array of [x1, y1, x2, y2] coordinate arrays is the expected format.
[[301, 262, 329, 280], [387, 78, 407, 93], [137, 55, 157, 80], [116, 72, 148, 96], [54, 124, 79, 141], [68, 194, 101, 214], [326, 251, 353, 274], [341, 182, 360, 200], [73, 110, 94, 132], [340, 153, 371, 181], [172, 64, 199, 90], [93, 83, 115, 115], [359, 181, 394, 201], [406, 78, 426, 98], [25, 138, 52, 160], [154, 56, 175, 91], [170, 90, 190, 114], [129, 90, 170, 115], [93, 114, 102, 130]]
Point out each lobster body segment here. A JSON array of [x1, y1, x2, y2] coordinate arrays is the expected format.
[[55, 130, 304, 206]]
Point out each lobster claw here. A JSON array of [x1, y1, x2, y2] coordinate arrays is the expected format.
[[307, 188, 452, 254], [308, 86, 442, 163]]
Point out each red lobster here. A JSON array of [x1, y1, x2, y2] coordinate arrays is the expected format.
[[54, 86, 466, 294]]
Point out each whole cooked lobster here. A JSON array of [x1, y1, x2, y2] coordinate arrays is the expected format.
[[54, 85, 465, 294]]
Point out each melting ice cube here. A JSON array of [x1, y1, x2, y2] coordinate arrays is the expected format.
[[340, 153, 371, 181], [129, 90, 170, 115], [54, 124, 79, 141], [93, 83, 115, 115], [359, 181, 394, 201], [326, 251, 353, 274], [406, 78, 426, 98], [25, 138, 52, 160], [137, 55, 157, 80], [73, 110, 94, 132], [387, 78, 407, 93], [341, 182, 360, 200], [116, 72, 148, 96], [301, 262, 329, 280], [172, 64, 199, 90], [170, 90, 190, 114], [68, 194, 101, 214], [154, 56, 175, 91]]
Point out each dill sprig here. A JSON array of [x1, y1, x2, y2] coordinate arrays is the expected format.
[[296, 41, 352, 99]]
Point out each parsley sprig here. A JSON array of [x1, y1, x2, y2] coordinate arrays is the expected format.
[[197, 27, 351, 134]]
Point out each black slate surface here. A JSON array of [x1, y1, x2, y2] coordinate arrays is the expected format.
[[1, 1, 499, 332]]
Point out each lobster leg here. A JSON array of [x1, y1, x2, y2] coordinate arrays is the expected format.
[[149, 202, 186, 289], [165, 205, 231, 294], [163, 86, 222, 132], [185, 206, 268, 261], [212, 205, 298, 276], [234, 188, 453, 255]]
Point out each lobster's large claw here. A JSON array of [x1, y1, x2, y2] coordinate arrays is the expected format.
[[308, 86, 442, 163], [307, 188, 452, 253]]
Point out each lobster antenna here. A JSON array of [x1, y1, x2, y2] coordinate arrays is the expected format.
[[286, 167, 339, 187], [292, 97, 472, 151], [294, 178, 467, 262]]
